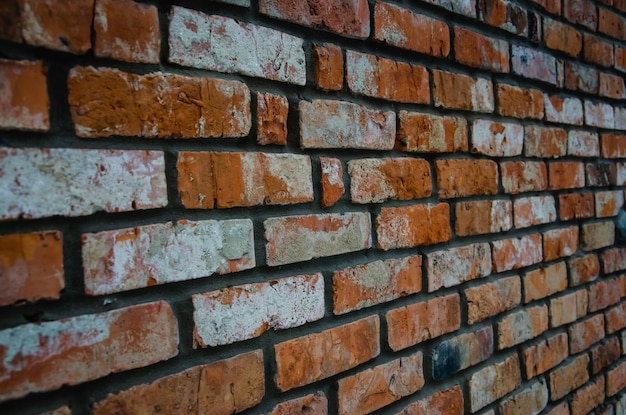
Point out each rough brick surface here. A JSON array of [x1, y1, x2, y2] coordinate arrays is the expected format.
[[471, 119, 523, 156], [455, 27, 509, 72], [435, 159, 498, 198], [268, 393, 328, 415], [432, 70, 494, 112], [571, 377, 605, 415], [543, 17, 582, 57], [432, 326, 493, 380], [521, 333, 568, 378], [543, 226, 579, 262], [589, 279, 622, 312], [376, 203, 451, 250], [602, 134, 626, 158], [564, 0, 597, 30], [549, 162, 585, 190], [320, 157, 344, 207], [478, 0, 528, 35], [569, 314, 605, 354], [469, 354, 522, 412], [544, 94, 583, 125], [426, 243, 491, 292], [257, 93, 288, 145], [313, 43, 343, 91], [514, 195, 556, 228], [524, 125, 568, 158], [0, 59, 49, 131], [592, 337, 621, 374], [581, 221, 615, 251], [512, 45, 558, 85], [596, 190, 625, 217], [523, 262, 567, 303], [603, 248, 626, 273], [565, 63, 599, 93], [568, 130, 599, 157], [497, 305, 549, 349], [568, 254, 600, 285], [599, 8, 626, 40], [397, 112, 468, 153], [585, 101, 615, 128], [607, 360, 626, 396], [607, 302, 626, 334], [560, 192, 595, 221], [491, 234, 543, 272], [497, 84, 543, 119], [466, 276, 521, 324], [551, 290, 588, 327], [600, 72, 626, 99], [500, 380, 549, 415], [500, 161, 547, 194], [396, 385, 464, 415], [586, 162, 616, 187], [549, 354, 590, 400], [455, 200, 512, 236]]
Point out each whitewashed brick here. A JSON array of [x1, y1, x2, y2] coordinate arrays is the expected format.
[[472, 119, 523, 156], [568, 130, 599, 157], [514, 196, 557, 228], [427, 243, 491, 292], [544, 94, 583, 125], [585, 100, 615, 128]]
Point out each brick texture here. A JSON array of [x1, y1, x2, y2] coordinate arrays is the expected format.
[[0, 59, 49, 131]]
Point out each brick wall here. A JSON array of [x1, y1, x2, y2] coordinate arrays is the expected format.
[[1, 0, 626, 414]]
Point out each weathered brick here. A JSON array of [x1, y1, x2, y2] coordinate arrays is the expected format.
[[617, 162, 626, 185], [617, 46, 626, 72], [521, 332, 568, 378], [599, 7, 626, 40], [93, 0, 159, 63], [603, 248, 626, 273], [169, 7, 305, 84], [512, 45, 558, 85], [20, 0, 93, 53], [600, 72, 626, 99], [592, 337, 621, 374], [602, 134, 626, 158], [274, 316, 379, 391], [582, 221, 615, 251], [338, 352, 424, 415], [514, 195, 556, 228], [432, 326, 493, 380], [421, 0, 476, 16], [0, 301, 178, 402], [491, 233, 543, 272], [559, 193, 595, 221], [268, 393, 328, 415], [427, 243, 491, 292], [454, 27, 509, 72], [395, 385, 464, 415], [39, 407, 71, 415], [564, 0, 597, 30], [525, 125, 568, 158], [523, 262, 568, 303], [568, 130, 599, 157], [386, 294, 460, 351], [313, 43, 343, 91], [543, 18, 582, 57], [500, 380, 549, 415], [571, 377, 605, 415], [257, 93, 288, 145], [265, 212, 371, 266], [0, 59, 49, 132], [333, 256, 422, 314], [432, 70, 494, 112], [93, 351, 263, 415], [194, 274, 323, 346], [498, 305, 549, 349], [374, 2, 450, 57], [501, 161, 548, 194], [320, 157, 344, 208], [544, 94, 584, 125], [0, 148, 166, 220], [583, 34, 613, 67], [567, 66, 599, 99], [469, 354, 522, 412], [550, 290, 588, 327], [435, 159, 498, 198], [471, 119, 523, 156], [549, 354, 590, 400], [0, 0, 21, 42], [496, 84, 543, 118], [587, 162, 616, 187], [397, 111, 468, 153], [607, 302, 626, 334], [83, 219, 254, 296], [596, 190, 624, 218], [259, 0, 369, 38], [543, 226, 579, 262], [545, 403, 570, 415], [528, 0, 561, 14], [177, 152, 312, 209], [569, 314, 605, 354], [348, 158, 431, 204], [549, 162, 585, 190], [0, 231, 63, 307], [478, 0, 528, 35], [466, 276, 521, 324], [376, 203, 450, 250], [455, 200, 512, 236], [568, 254, 600, 285], [300, 100, 395, 150], [585, 101, 615, 128], [68, 67, 251, 138], [608, 360, 626, 396]]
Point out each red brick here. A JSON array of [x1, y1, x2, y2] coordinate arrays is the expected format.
[[607, 301, 626, 333], [568, 254, 600, 285], [549, 162, 585, 190], [68, 67, 251, 138], [582, 221, 615, 251], [300, 100, 395, 150], [469, 354, 522, 412], [500, 380, 549, 415], [435, 159, 498, 198], [543, 226, 579, 262], [564, 0, 597, 30], [348, 158, 431, 204], [525, 125, 568, 158], [600, 72, 626, 99], [0, 301, 178, 402], [569, 314, 605, 354], [374, 2, 450, 58], [333, 256, 422, 314], [0, 231, 63, 306], [501, 161, 548, 194], [570, 377, 605, 415], [471, 119, 523, 156], [268, 393, 328, 415], [421, 0, 477, 16], [320, 157, 344, 207], [491, 233, 543, 272], [591, 337, 621, 374], [585, 100, 615, 128], [528, 0, 561, 14], [432, 70, 494, 112], [21, 0, 93, 54], [549, 354, 590, 400], [376, 203, 450, 250], [559, 193, 595, 221], [193, 274, 323, 346], [586, 162, 616, 187], [603, 248, 626, 273], [455, 199, 512, 236], [427, 243, 491, 292], [432, 327, 493, 380], [259, 0, 370, 38], [496, 84, 543, 118], [514, 195, 556, 228], [596, 190, 625, 217], [617, 46, 626, 72], [466, 276, 521, 324], [564, 62, 599, 94], [607, 360, 626, 396], [177, 152, 312, 209], [275, 317, 379, 391], [584, 34, 614, 67], [521, 333, 568, 378], [397, 111, 468, 153], [396, 385, 464, 415], [523, 262, 568, 303], [512, 45, 558, 85], [550, 290, 588, 327], [257, 93, 288, 145], [93, 351, 263, 415], [498, 305, 549, 349], [543, 18, 582, 57], [93, 0, 159, 63], [568, 130, 599, 157], [338, 352, 424, 415], [602, 134, 626, 158], [454, 27, 509, 72], [0, 59, 48, 132], [313, 43, 343, 91], [265, 212, 371, 266], [599, 8, 626, 40], [478, 0, 528, 35], [346, 51, 429, 104], [386, 294, 460, 351], [0, 0, 21, 42]]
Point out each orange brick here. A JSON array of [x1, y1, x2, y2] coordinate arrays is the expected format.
[[491, 234, 543, 272], [514, 195, 556, 228], [568, 314, 605, 354], [320, 157, 344, 208], [600, 72, 626, 99], [498, 305, 548, 349], [454, 27, 509, 72], [570, 377, 605, 415], [589, 278, 622, 312], [606, 301, 626, 334], [523, 262, 568, 303], [469, 354, 522, 412], [313, 43, 343, 91], [500, 161, 548, 194], [559, 193, 595, 221], [466, 276, 520, 324], [0, 1, 21, 42], [376, 203, 450, 250], [455, 200, 512, 236], [257, 93, 288, 145], [606, 360, 626, 396], [0, 59, 49, 132], [550, 290, 588, 327], [496, 84, 543, 118], [549, 162, 585, 190], [435, 159, 498, 198], [500, 380, 549, 415], [397, 111, 468, 153], [543, 17, 582, 57], [602, 134, 626, 158], [521, 333, 568, 379], [568, 254, 600, 286], [268, 393, 328, 415], [596, 190, 625, 217], [524, 125, 568, 158], [427, 243, 492, 292], [549, 354, 590, 400], [584, 34, 614, 67], [432, 70, 494, 112], [543, 226, 579, 262], [564, 0, 597, 30], [396, 385, 463, 415], [599, 7, 626, 40]]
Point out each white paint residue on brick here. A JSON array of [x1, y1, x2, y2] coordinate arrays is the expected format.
[[471, 78, 495, 113]]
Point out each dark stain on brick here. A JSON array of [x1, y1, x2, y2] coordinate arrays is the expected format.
[[432, 340, 463, 381]]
